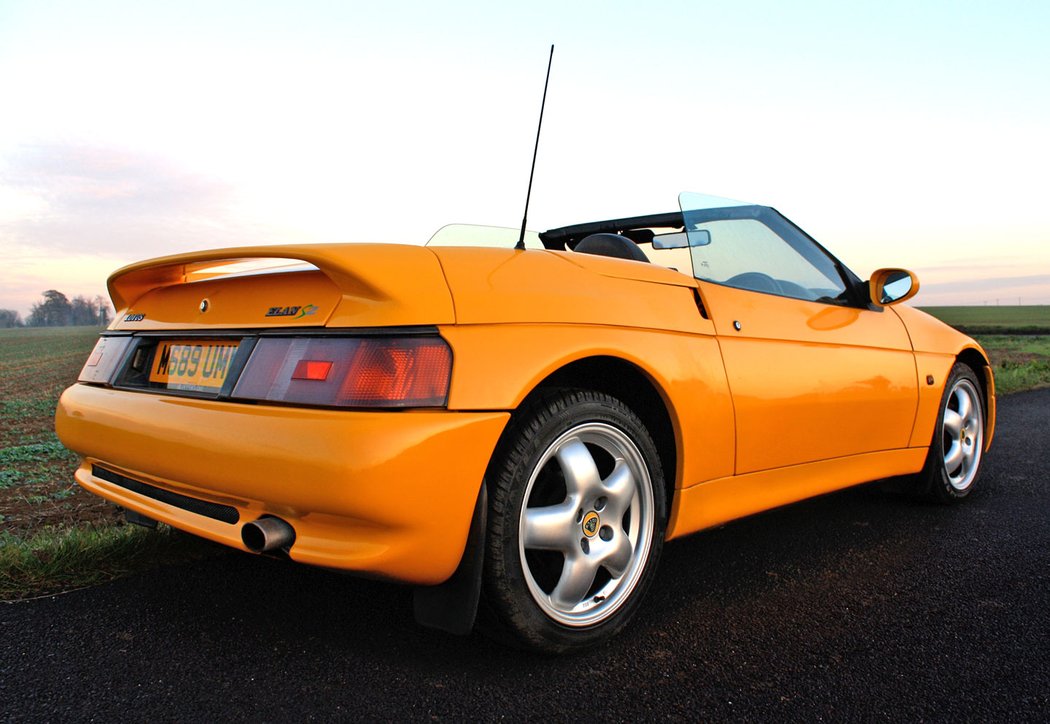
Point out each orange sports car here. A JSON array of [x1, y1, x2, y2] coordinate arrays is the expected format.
[[56, 192, 994, 652]]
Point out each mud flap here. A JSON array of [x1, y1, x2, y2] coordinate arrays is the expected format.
[[412, 483, 486, 636]]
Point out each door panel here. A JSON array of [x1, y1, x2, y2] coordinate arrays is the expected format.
[[700, 283, 918, 474]]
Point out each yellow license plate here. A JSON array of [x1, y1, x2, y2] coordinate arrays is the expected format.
[[149, 340, 240, 390]]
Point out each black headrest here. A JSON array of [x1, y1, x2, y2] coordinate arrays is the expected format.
[[574, 233, 649, 263]]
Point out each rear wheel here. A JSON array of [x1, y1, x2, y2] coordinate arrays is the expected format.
[[481, 389, 666, 653], [914, 363, 987, 502]]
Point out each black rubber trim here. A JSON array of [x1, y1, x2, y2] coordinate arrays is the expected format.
[[217, 337, 258, 400], [541, 210, 684, 248], [92, 465, 240, 524], [127, 325, 442, 338]]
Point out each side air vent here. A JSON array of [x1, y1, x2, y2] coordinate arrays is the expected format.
[[92, 465, 240, 525]]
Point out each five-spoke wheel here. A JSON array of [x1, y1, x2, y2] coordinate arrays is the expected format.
[[915, 363, 987, 502], [941, 376, 984, 492], [518, 422, 655, 627], [482, 389, 666, 653]]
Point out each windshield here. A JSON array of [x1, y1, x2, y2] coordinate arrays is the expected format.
[[424, 196, 857, 305], [426, 224, 543, 250], [677, 191, 853, 303]]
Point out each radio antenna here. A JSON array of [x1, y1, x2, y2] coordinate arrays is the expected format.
[[516, 44, 554, 250]]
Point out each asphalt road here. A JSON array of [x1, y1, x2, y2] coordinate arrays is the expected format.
[[3, 390, 1048, 722]]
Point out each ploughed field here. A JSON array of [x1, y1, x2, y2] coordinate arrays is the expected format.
[[0, 327, 120, 538]]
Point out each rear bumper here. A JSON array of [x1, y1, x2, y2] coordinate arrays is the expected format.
[[56, 384, 509, 585]]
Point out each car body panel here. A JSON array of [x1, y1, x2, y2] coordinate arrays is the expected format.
[[109, 244, 455, 330], [56, 383, 508, 584], [697, 283, 918, 473], [668, 447, 928, 538], [891, 304, 995, 450], [441, 323, 737, 488], [906, 351, 959, 448], [115, 268, 345, 330], [431, 247, 711, 333]]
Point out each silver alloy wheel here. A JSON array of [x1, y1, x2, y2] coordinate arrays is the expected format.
[[517, 422, 655, 627], [942, 378, 984, 491]]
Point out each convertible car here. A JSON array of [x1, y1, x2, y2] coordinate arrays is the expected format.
[[56, 192, 994, 652]]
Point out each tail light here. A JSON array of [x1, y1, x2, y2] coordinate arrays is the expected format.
[[78, 336, 134, 384], [232, 336, 452, 408]]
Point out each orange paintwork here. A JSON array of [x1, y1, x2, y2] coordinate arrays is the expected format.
[[697, 283, 918, 474], [109, 244, 455, 330], [431, 246, 708, 332], [669, 448, 928, 537], [441, 323, 736, 488], [114, 269, 343, 330], [56, 239, 996, 584], [56, 383, 508, 584], [892, 304, 995, 450], [869, 268, 921, 306]]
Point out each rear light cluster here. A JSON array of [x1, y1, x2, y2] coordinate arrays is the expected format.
[[78, 336, 133, 384], [232, 336, 452, 408]]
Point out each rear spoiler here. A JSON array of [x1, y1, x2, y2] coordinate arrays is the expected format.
[[107, 243, 456, 328]]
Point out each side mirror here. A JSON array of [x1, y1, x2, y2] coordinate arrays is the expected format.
[[869, 268, 919, 306]]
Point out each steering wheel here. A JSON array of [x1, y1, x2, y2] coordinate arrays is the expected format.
[[725, 272, 782, 294]]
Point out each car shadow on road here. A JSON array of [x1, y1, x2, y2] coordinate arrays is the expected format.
[[8, 459, 1034, 721], [131, 479, 960, 665]]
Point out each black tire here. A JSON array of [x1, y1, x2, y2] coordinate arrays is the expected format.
[[913, 362, 987, 503], [480, 388, 667, 654]]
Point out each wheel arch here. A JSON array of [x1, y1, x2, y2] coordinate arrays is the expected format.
[[956, 345, 996, 449], [419, 352, 679, 638], [524, 355, 679, 510]]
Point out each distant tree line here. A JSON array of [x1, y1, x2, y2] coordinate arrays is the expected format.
[[0, 290, 112, 328]]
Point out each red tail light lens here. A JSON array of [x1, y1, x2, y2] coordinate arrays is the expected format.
[[292, 360, 333, 381], [233, 336, 452, 408], [336, 338, 452, 406]]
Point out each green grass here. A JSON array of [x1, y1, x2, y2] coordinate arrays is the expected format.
[[917, 307, 1050, 394], [976, 335, 1050, 395], [0, 524, 218, 599], [0, 326, 222, 600], [0, 440, 70, 464], [920, 305, 1050, 334]]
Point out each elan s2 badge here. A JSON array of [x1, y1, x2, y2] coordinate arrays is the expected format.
[[265, 304, 318, 320]]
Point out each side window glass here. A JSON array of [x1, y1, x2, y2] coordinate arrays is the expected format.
[[690, 219, 847, 302]]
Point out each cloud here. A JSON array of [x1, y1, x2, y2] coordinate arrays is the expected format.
[[0, 245, 118, 319], [0, 143, 284, 316], [921, 274, 1050, 293], [0, 143, 245, 257], [917, 274, 1050, 306]]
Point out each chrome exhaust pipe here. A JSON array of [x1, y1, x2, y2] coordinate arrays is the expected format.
[[241, 516, 295, 553]]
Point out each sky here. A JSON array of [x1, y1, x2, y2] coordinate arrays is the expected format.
[[1, 0, 1048, 318]]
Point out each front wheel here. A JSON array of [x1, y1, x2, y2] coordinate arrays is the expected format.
[[914, 362, 987, 502], [481, 389, 667, 653]]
